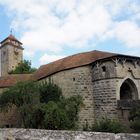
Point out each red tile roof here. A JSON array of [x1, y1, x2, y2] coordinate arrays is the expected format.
[[34, 50, 117, 80], [0, 74, 33, 88]]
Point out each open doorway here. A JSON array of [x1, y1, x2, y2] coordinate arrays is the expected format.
[[120, 79, 138, 100]]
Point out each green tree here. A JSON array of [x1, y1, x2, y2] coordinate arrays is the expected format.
[[0, 80, 83, 130], [39, 80, 63, 104], [10, 60, 36, 74], [0, 81, 39, 109]]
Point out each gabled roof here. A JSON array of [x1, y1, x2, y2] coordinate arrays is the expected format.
[[0, 74, 33, 88], [34, 50, 117, 80]]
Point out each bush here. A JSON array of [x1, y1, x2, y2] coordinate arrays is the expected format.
[[0, 80, 83, 130], [129, 108, 140, 133], [39, 80, 62, 104], [43, 101, 69, 130], [0, 81, 39, 108], [92, 118, 123, 133]]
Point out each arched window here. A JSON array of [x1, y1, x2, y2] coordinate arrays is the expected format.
[[120, 79, 138, 100]]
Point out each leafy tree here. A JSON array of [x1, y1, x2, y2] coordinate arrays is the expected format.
[[10, 60, 36, 74], [0, 81, 39, 109], [0, 80, 83, 130], [39, 80, 63, 104]]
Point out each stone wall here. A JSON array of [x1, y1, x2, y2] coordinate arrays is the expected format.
[[39, 66, 95, 129], [0, 105, 20, 127], [0, 44, 23, 76], [0, 129, 140, 140], [92, 58, 140, 128], [92, 79, 118, 120]]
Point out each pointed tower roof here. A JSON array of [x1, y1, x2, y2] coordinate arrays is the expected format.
[[0, 34, 24, 50], [0, 34, 22, 45]]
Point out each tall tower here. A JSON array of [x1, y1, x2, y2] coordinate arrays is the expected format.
[[0, 34, 24, 76]]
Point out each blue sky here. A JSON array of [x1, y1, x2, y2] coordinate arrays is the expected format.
[[0, 0, 140, 68]]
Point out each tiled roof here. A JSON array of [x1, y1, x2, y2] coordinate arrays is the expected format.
[[34, 50, 117, 80], [0, 74, 33, 88]]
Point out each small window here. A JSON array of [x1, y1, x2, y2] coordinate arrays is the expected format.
[[73, 77, 75, 81], [102, 66, 106, 72]]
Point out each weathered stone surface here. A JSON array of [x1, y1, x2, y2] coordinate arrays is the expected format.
[[0, 129, 140, 140]]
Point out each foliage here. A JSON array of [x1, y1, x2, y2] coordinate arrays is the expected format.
[[92, 118, 123, 133], [129, 108, 140, 133], [43, 101, 69, 130], [0, 81, 39, 109], [60, 95, 83, 129], [0, 80, 83, 130], [39, 80, 62, 104], [10, 60, 36, 74], [20, 103, 46, 128]]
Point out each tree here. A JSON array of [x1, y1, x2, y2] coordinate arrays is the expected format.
[[0, 80, 83, 130], [39, 80, 63, 104], [10, 60, 36, 74]]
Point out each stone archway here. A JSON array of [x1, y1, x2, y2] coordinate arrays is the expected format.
[[120, 78, 138, 100]]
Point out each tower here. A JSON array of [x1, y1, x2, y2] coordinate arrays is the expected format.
[[0, 34, 24, 76]]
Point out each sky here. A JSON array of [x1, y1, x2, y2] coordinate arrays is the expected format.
[[0, 0, 140, 68]]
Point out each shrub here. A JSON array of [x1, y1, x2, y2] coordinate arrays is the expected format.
[[92, 118, 123, 133], [39, 80, 62, 104], [0, 81, 39, 108], [129, 108, 140, 133], [0, 80, 83, 130], [43, 101, 69, 130]]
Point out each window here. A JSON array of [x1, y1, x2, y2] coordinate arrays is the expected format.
[[102, 66, 106, 72]]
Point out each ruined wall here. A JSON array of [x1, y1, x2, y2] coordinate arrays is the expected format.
[[0, 129, 140, 140], [39, 66, 95, 129]]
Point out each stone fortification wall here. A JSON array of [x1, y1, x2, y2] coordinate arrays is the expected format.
[[0, 129, 140, 140], [92, 58, 140, 125], [39, 66, 95, 129]]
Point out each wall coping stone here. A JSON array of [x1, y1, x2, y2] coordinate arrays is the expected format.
[[0, 129, 140, 140]]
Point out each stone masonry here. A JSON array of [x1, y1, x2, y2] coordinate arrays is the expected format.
[[0, 34, 140, 131], [40, 66, 95, 129], [0, 129, 140, 140]]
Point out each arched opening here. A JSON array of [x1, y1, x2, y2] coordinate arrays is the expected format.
[[120, 79, 138, 100]]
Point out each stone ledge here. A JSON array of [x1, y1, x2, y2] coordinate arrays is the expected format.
[[117, 100, 140, 109], [0, 129, 140, 140]]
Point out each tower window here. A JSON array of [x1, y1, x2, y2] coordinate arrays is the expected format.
[[102, 66, 106, 72]]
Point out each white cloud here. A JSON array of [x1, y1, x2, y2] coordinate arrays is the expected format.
[[0, 0, 140, 58], [39, 54, 66, 65], [114, 21, 140, 48]]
